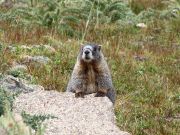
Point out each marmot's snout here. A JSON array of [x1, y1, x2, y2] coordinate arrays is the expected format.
[[82, 45, 94, 62]]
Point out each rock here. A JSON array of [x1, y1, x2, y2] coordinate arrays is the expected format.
[[14, 2, 28, 8], [43, 45, 56, 53], [7, 44, 56, 54], [14, 90, 130, 135], [136, 23, 147, 28], [20, 45, 31, 50], [21, 55, 51, 64], [0, 0, 13, 9], [145, 36, 155, 42], [31, 45, 56, 53], [7, 45, 16, 52], [172, 43, 180, 49], [20, 45, 56, 53], [132, 41, 144, 48], [133, 55, 148, 62], [119, 50, 126, 58], [0, 75, 44, 93]]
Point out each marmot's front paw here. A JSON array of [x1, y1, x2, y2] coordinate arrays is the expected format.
[[75, 92, 85, 98], [95, 91, 106, 97]]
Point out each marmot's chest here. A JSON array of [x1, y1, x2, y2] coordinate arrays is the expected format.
[[85, 65, 97, 94]]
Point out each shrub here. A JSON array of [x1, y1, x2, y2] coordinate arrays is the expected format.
[[0, 88, 14, 116], [21, 111, 57, 131]]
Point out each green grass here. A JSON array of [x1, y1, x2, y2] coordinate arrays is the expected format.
[[0, 0, 180, 134]]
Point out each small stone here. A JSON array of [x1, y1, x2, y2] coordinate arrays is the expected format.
[[20, 45, 31, 50], [172, 43, 180, 49], [133, 55, 148, 62], [31, 45, 56, 53], [21, 55, 51, 64], [44, 45, 56, 53], [136, 23, 147, 28], [7, 45, 16, 52], [119, 51, 126, 57]]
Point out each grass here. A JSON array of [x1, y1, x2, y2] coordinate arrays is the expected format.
[[130, 0, 165, 14], [0, 0, 180, 135]]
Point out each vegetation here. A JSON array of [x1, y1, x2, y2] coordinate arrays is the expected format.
[[0, 88, 31, 135], [0, 0, 179, 134], [0, 111, 32, 135], [0, 88, 14, 116], [21, 111, 57, 131]]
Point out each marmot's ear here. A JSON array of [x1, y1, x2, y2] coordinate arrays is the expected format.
[[98, 45, 102, 51], [80, 43, 84, 50]]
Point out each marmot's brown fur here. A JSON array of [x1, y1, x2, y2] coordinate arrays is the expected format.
[[66, 44, 116, 104]]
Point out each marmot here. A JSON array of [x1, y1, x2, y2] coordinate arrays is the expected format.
[[66, 44, 116, 104]]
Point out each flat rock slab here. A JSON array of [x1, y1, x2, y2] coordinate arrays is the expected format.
[[20, 55, 51, 64], [13, 90, 130, 135], [0, 75, 44, 93]]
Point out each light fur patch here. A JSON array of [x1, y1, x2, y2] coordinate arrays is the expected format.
[[86, 65, 96, 94], [82, 46, 94, 62], [83, 45, 93, 51]]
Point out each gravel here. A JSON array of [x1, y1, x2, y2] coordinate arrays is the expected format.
[[13, 90, 130, 135]]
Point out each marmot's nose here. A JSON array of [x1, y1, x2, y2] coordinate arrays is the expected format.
[[85, 50, 90, 55]]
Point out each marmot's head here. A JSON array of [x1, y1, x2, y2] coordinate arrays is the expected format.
[[80, 44, 102, 63]]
